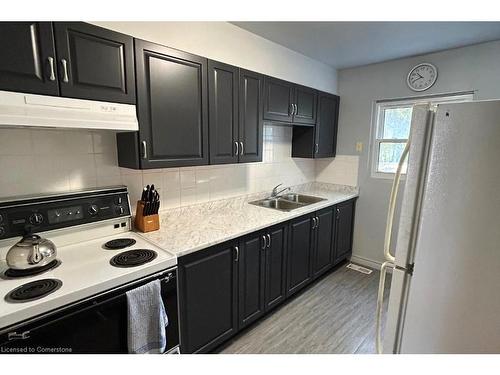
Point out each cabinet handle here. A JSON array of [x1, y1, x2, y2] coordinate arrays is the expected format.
[[47, 57, 56, 81], [294, 104, 298, 115], [312, 217, 317, 229], [290, 103, 294, 116], [316, 216, 320, 228], [261, 235, 267, 250], [266, 234, 271, 248], [61, 59, 69, 83], [234, 141, 239, 156], [240, 142, 244, 156], [315, 143, 319, 154], [234, 246, 239, 262], [336, 208, 340, 219], [141, 140, 148, 159]]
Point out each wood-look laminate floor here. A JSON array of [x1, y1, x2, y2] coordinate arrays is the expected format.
[[217, 264, 391, 354]]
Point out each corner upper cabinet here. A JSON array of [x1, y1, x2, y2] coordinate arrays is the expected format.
[[0, 22, 59, 96], [53, 22, 135, 104], [291, 92, 339, 158], [118, 39, 209, 169]]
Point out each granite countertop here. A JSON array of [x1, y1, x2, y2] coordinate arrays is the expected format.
[[137, 182, 358, 258]]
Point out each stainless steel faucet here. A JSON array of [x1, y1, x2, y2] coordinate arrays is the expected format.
[[270, 183, 290, 198]]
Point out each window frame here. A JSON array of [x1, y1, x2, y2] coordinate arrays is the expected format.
[[370, 92, 475, 179]]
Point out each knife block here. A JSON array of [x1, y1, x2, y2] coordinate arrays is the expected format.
[[134, 201, 160, 233]]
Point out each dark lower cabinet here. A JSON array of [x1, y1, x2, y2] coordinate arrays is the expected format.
[[286, 213, 314, 297], [291, 92, 340, 158], [333, 199, 356, 265], [0, 22, 59, 96], [118, 39, 208, 169], [53, 22, 135, 104], [264, 224, 288, 310], [238, 232, 266, 329], [312, 206, 335, 278], [178, 241, 238, 354]]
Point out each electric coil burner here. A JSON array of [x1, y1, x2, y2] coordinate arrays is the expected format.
[[3, 260, 61, 279], [109, 249, 157, 268], [5, 279, 62, 303], [104, 238, 137, 250]]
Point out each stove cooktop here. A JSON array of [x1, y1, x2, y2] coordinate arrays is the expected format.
[[0, 231, 176, 329]]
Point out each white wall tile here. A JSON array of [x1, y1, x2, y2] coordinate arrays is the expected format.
[[180, 169, 196, 189], [0, 129, 32, 155]]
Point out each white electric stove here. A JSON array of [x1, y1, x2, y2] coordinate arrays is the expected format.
[[0, 187, 177, 336]]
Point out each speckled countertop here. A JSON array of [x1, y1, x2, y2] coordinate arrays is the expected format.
[[137, 182, 358, 258]]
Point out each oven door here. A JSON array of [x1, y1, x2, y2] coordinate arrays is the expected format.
[[0, 268, 179, 354]]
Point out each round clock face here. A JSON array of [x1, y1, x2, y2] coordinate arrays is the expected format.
[[407, 63, 438, 92]]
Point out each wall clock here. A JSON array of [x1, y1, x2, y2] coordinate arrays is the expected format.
[[407, 63, 438, 92]]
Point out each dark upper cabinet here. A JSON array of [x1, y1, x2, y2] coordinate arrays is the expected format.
[[291, 92, 340, 158], [286, 213, 314, 297], [312, 206, 336, 279], [333, 199, 356, 265], [293, 85, 317, 125], [239, 69, 264, 163], [208, 60, 239, 164], [264, 223, 288, 311], [53, 22, 135, 104], [178, 241, 238, 354], [118, 39, 209, 169], [263, 77, 318, 126], [207, 63, 263, 165], [263, 76, 294, 123], [0, 22, 59, 96], [238, 232, 266, 329]]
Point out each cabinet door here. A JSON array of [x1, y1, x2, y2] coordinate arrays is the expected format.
[[293, 85, 317, 126], [53, 22, 135, 104], [178, 241, 238, 354], [239, 69, 264, 163], [333, 199, 356, 265], [263, 76, 294, 123], [312, 207, 335, 279], [315, 93, 340, 158], [238, 232, 266, 329], [286, 214, 314, 297], [0, 22, 59, 96], [135, 39, 208, 168], [264, 224, 288, 311], [208, 60, 239, 165]]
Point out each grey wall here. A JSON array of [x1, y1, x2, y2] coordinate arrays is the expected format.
[[337, 40, 500, 266]]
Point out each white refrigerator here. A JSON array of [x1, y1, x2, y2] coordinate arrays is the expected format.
[[376, 100, 500, 354]]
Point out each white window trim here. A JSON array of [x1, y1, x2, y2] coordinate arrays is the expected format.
[[370, 91, 475, 180]]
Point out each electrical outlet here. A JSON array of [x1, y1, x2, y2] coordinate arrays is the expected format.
[[356, 142, 363, 153]]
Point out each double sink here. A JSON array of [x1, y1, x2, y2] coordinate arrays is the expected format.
[[249, 193, 326, 212]]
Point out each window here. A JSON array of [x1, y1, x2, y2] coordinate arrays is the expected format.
[[371, 92, 474, 178]]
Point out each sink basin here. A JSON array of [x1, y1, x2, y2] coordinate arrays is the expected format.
[[249, 194, 326, 212], [280, 193, 326, 204], [249, 198, 304, 211]]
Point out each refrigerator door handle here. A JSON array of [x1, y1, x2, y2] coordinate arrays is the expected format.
[[376, 260, 395, 354], [383, 140, 411, 263]]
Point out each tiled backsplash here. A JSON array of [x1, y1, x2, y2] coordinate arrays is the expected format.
[[0, 125, 317, 211], [315, 155, 359, 187]]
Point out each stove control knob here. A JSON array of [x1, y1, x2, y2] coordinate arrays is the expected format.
[[116, 206, 124, 215], [29, 213, 44, 225], [0, 213, 4, 224], [115, 196, 123, 205], [88, 204, 99, 216], [0, 226, 5, 237]]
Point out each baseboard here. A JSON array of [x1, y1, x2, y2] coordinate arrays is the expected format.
[[349, 254, 392, 273]]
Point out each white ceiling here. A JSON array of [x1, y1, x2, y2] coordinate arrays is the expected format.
[[231, 22, 500, 69]]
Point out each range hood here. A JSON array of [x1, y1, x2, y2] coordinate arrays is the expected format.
[[0, 91, 138, 131]]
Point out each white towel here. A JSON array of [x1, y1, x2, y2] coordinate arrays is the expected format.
[[126, 279, 169, 354]]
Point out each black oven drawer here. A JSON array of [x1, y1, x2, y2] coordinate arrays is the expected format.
[[0, 269, 179, 354]]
